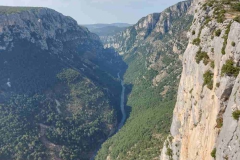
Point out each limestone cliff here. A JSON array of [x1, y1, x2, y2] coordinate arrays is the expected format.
[[161, 0, 240, 160]]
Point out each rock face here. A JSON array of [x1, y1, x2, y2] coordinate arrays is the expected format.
[[0, 7, 126, 160], [0, 7, 104, 95], [103, 1, 193, 55], [161, 0, 240, 160], [103, 0, 193, 84]]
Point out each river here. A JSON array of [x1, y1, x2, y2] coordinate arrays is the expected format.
[[117, 72, 126, 130], [90, 72, 126, 160]]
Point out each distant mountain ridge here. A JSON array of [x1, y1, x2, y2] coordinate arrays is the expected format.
[[82, 23, 132, 37], [83, 23, 132, 29]]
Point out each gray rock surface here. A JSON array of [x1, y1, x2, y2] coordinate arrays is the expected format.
[[161, 0, 240, 160]]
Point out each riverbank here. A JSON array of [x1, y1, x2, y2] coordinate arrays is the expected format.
[[90, 72, 126, 160]]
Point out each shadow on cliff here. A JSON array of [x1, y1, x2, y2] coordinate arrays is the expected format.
[[124, 83, 133, 124]]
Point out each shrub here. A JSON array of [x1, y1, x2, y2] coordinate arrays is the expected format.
[[204, 16, 211, 25], [211, 48, 214, 53], [166, 148, 173, 158], [232, 3, 240, 11], [207, 1, 214, 7], [215, 29, 221, 37], [203, 70, 214, 90], [232, 110, 240, 120], [221, 59, 240, 77], [222, 23, 232, 55], [222, 0, 231, 5], [231, 42, 236, 47], [216, 117, 223, 128], [211, 61, 215, 68], [216, 82, 220, 88], [189, 88, 193, 94], [222, 47, 226, 55], [234, 16, 240, 23], [203, 57, 210, 65], [211, 148, 216, 158], [195, 49, 209, 65], [192, 30, 196, 35], [213, 7, 226, 23], [192, 38, 201, 45]]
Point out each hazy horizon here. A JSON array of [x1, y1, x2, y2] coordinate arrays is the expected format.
[[0, 0, 183, 24]]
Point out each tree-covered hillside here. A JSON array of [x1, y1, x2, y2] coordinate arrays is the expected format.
[[0, 7, 126, 160]]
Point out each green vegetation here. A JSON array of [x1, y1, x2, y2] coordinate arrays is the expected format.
[[232, 110, 240, 120], [212, 2, 226, 23], [216, 9, 226, 23], [211, 148, 216, 158], [97, 51, 179, 159], [192, 25, 203, 46], [231, 41, 236, 47], [206, 0, 240, 24], [192, 30, 196, 35], [0, 95, 48, 160], [192, 38, 201, 45], [234, 16, 240, 23], [189, 88, 193, 94], [203, 70, 214, 90], [0, 6, 41, 14], [204, 16, 211, 25], [0, 65, 122, 160], [215, 29, 222, 37], [211, 48, 214, 53], [232, 2, 240, 11], [221, 59, 240, 77], [0, 16, 125, 159], [96, 9, 193, 160], [216, 117, 223, 128], [195, 48, 209, 65], [211, 61, 215, 68], [216, 82, 220, 88], [166, 148, 173, 159], [57, 68, 80, 84], [222, 23, 232, 55]]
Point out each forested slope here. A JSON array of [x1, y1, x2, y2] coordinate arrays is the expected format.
[[0, 6, 126, 160]]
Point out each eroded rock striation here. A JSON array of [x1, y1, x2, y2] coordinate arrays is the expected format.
[[161, 0, 240, 160]]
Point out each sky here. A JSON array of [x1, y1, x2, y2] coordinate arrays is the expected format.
[[0, 0, 182, 24]]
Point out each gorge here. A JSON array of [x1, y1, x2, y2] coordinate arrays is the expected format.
[[1, 0, 240, 160]]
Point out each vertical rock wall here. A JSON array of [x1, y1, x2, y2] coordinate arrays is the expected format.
[[161, 0, 240, 160]]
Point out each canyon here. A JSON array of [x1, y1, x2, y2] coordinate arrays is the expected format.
[[1, 0, 240, 160]]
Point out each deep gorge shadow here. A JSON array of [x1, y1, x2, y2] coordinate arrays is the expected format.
[[124, 83, 133, 124]]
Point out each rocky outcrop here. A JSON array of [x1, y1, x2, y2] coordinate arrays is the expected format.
[[161, 0, 240, 160], [0, 7, 100, 51], [102, 0, 194, 86], [0, 7, 105, 95], [103, 0, 193, 55]]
